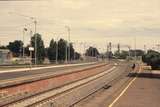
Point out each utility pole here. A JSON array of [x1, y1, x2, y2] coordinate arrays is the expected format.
[[117, 43, 120, 53], [22, 28, 27, 63], [72, 42, 76, 61], [56, 36, 59, 64], [29, 30, 33, 69], [8, 12, 37, 65], [134, 36, 137, 62], [65, 26, 71, 63], [34, 20, 37, 65], [127, 45, 131, 61], [65, 40, 68, 63], [22, 28, 25, 61], [109, 42, 112, 60], [83, 42, 87, 61], [144, 45, 147, 54]]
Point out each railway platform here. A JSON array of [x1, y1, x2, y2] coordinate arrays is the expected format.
[[109, 69, 160, 107]]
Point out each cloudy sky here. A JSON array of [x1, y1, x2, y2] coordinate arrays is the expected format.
[[0, 0, 160, 52]]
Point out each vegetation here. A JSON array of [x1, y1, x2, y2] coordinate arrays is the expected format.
[[142, 50, 160, 70], [85, 47, 99, 57], [114, 50, 129, 59], [129, 49, 144, 57], [0, 33, 84, 64], [0, 46, 8, 49], [47, 39, 57, 62], [7, 40, 23, 57], [31, 33, 45, 64]]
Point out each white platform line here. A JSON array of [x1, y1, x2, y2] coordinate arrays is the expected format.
[[0, 62, 97, 74]]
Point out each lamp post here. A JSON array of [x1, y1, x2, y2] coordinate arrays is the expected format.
[[134, 36, 137, 63], [9, 12, 37, 65], [56, 36, 59, 64], [33, 20, 37, 65], [22, 28, 27, 63], [65, 26, 71, 63], [127, 45, 131, 61]]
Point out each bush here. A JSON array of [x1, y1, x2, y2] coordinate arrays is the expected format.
[[142, 50, 160, 70]]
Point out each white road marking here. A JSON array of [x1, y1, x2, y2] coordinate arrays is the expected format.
[[108, 66, 142, 107]]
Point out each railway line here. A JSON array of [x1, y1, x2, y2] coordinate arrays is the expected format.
[[0, 61, 133, 107]]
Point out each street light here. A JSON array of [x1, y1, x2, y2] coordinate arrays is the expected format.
[[9, 12, 37, 65], [65, 26, 71, 63], [134, 36, 137, 63], [34, 20, 37, 65], [127, 45, 131, 61], [22, 27, 27, 63], [55, 36, 59, 64]]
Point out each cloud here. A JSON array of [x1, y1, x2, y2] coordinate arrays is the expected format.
[[0, 0, 160, 50]]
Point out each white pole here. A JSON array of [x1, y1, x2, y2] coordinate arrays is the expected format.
[[56, 37, 58, 64], [66, 26, 70, 62], [22, 29, 25, 62], [34, 20, 37, 65], [30, 30, 33, 68], [65, 40, 68, 63], [134, 36, 137, 62]]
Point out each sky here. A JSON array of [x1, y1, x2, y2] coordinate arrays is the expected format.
[[0, 0, 160, 52]]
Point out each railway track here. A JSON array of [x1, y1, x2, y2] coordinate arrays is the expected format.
[[1, 62, 133, 107], [0, 62, 109, 106]]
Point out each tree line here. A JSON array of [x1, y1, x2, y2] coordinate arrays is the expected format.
[[142, 50, 160, 70], [0, 33, 81, 64]]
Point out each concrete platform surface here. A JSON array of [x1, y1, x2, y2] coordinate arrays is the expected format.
[[111, 70, 160, 107]]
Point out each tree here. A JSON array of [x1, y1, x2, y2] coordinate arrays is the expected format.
[[74, 52, 81, 60], [130, 49, 144, 57], [47, 39, 57, 62], [31, 33, 45, 64], [114, 50, 121, 58], [142, 50, 160, 69], [58, 39, 67, 61], [68, 43, 75, 60], [24, 45, 30, 57], [119, 50, 129, 59], [0, 46, 8, 49], [7, 40, 23, 57], [85, 47, 99, 57], [46, 38, 79, 63]]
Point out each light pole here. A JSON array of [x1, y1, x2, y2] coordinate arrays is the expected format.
[[22, 28, 27, 63], [34, 20, 37, 65], [9, 12, 37, 65], [56, 36, 59, 64], [65, 40, 68, 63], [134, 36, 137, 63], [65, 26, 71, 63], [127, 45, 131, 61]]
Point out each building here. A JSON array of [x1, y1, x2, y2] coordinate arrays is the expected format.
[[0, 49, 12, 65]]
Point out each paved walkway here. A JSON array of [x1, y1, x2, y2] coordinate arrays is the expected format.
[[110, 69, 160, 107]]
